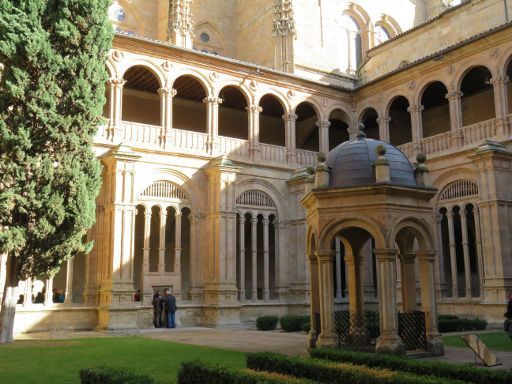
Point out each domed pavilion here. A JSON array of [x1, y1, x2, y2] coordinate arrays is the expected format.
[[301, 129, 444, 356]]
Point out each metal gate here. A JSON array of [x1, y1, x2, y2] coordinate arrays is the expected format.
[[398, 311, 427, 350], [334, 310, 380, 352]]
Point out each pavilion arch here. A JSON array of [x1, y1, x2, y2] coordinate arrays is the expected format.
[[119, 59, 166, 88], [419, 81, 450, 137], [255, 89, 290, 113], [170, 70, 211, 95], [292, 98, 324, 121], [455, 63, 496, 92], [458, 65, 496, 126], [358, 107, 379, 139], [432, 167, 477, 191], [295, 101, 321, 151], [327, 108, 350, 150], [214, 80, 252, 105], [218, 85, 250, 140], [236, 178, 287, 219], [258, 92, 288, 146], [387, 95, 412, 146], [172, 74, 209, 133], [122, 65, 162, 125], [319, 218, 386, 251], [389, 217, 435, 253], [376, 14, 401, 37]]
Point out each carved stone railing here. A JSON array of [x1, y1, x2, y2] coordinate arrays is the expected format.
[[460, 118, 498, 147], [295, 148, 317, 167], [260, 143, 287, 163], [170, 127, 209, 153], [218, 135, 250, 158], [422, 131, 453, 156], [120, 120, 161, 146], [398, 142, 414, 159]]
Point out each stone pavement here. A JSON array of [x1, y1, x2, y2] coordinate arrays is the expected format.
[[17, 327, 512, 370]]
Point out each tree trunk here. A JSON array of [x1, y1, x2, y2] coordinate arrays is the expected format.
[[0, 254, 19, 343]]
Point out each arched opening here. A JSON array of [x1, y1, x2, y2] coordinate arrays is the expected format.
[[218, 86, 248, 140], [388, 96, 412, 146], [359, 108, 379, 140], [164, 206, 177, 273], [149, 206, 161, 272], [421, 81, 450, 137], [173, 75, 207, 133], [374, 24, 391, 46], [507, 58, 512, 113], [438, 207, 452, 297], [122, 66, 161, 125], [296, 102, 319, 151], [328, 109, 350, 151], [464, 204, 480, 297], [452, 206, 465, 297], [460, 66, 495, 126], [133, 204, 145, 294], [259, 94, 286, 146], [341, 15, 363, 74]]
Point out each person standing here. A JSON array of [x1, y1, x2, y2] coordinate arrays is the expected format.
[[165, 290, 177, 329], [152, 291, 163, 328], [505, 290, 512, 340]]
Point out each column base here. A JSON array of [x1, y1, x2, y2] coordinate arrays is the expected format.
[[427, 331, 445, 356], [316, 331, 337, 348], [376, 331, 405, 355], [202, 305, 241, 327], [97, 306, 140, 330], [307, 330, 318, 350]]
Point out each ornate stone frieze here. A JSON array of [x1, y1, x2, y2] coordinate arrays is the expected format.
[[273, 0, 296, 37], [167, 0, 193, 38]]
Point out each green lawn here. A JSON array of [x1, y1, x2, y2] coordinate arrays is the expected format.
[[443, 332, 512, 352], [0, 337, 246, 384]]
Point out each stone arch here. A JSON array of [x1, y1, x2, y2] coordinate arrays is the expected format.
[[358, 107, 379, 140], [292, 98, 324, 121], [319, 217, 386, 251], [258, 92, 289, 146], [432, 167, 477, 190], [385, 94, 413, 116], [419, 80, 450, 138], [217, 84, 250, 140], [375, 14, 401, 37], [215, 81, 252, 105], [436, 179, 479, 206], [386, 95, 412, 146], [255, 89, 291, 114], [119, 59, 166, 88], [455, 63, 496, 92], [170, 70, 211, 95], [388, 217, 435, 252], [294, 100, 321, 151], [236, 179, 287, 219]]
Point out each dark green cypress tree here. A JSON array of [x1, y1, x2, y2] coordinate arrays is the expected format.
[[0, 0, 113, 342]]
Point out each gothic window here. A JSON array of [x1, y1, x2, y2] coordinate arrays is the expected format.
[[193, 22, 225, 56], [108, 2, 140, 36], [341, 15, 362, 74], [374, 25, 391, 46]]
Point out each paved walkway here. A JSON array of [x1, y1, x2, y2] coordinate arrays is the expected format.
[[17, 327, 512, 370]]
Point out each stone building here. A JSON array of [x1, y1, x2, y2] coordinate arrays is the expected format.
[[2, 0, 512, 337]]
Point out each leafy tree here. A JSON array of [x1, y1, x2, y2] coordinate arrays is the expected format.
[[0, 0, 113, 343]]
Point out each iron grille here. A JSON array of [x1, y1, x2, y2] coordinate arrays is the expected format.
[[334, 310, 380, 352], [398, 311, 427, 350]]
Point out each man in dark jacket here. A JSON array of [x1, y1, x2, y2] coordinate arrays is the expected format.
[[152, 291, 163, 328], [165, 290, 177, 329]]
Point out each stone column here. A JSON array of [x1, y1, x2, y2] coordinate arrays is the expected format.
[[316, 250, 337, 348], [283, 113, 298, 163], [251, 216, 258, 301], [188, 213, 203, 303], [447, 210, 459, 298], [473, 206, 485, 298], [263, 216, 270, 301], [107, 78, 126, 141], [335, 238, 342, 301], [490, 74, 509, 119], [23, 278, 32, 309], [98, 145, 141, 330], [158, 208, 167, 273], [238, 215, 246, 301], [203, 156, 241, 325], [274, 219, 280, 296], [44, 277, 53, 306], [417, 250, 444, 356], [434, 213, 446, 298], [374, 248, 405, 355], [407, 104, 424, 154], [460, 209, 472, 298], [400, 253, 417, 312], [345, 249, 365, 334], [142, 208, 152, 305], [64, 258, 74, 306], [307, 253, 320, 349], [158, 87, 176, 149], [376, 115, 390, 143], [445, 91, 464, 147], [204, 97, 223, 155], [247, 105, 262, 161], [316, 120, 331, 154], [174, 209, 182, 274]]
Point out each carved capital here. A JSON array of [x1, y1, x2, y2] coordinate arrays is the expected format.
[[445, 91, 463, 100], [490, 75, 509, 86], [282, 113, 298, 122], [376, 116, 391, 125], [158, 87, 177, 97], [407, 104, 424, 114], [108, 78, 126, 88], [203, 97, 223, 105], [246, 105, 263, 114], [315, 120, 331, 129]]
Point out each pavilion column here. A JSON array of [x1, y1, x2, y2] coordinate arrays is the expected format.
[[273, 219, 280, 296], [375, 248, 404, 355], [316, 250, 336, 348], [473, 206, 485, 298], [23, 278, 32, 309], [188, 213, 203, 303], [44, 277, 53, 306], [141, 209, 152, 305], [434, 213, 446, 297], [417, 250, 444, 356], [316, 120, 331, 154], [346, 249, 365, 334], [460, 209, 472, 298], [335, 237, 342, 301], [283, 113, 298, 163], [158, 208, 167, 273], [108, 78, 126, 141], [251, 216, 258, 301], [64, 258, 74, 306], [238, 215, 246, 301], [407, 104, 424, 154], [263, 216, 270, 301], [446, 91, 464, 147], [248, 105, 262, 161], [158, 87, 176, 149], [400, 253, 417, 312], [204, 97, 223, 155], [376, 115, 390, 143], [490, 74, 510, 119], [447, 211, 459, 298], [174, 209, 182, 274], [307, 253, 320, 349]]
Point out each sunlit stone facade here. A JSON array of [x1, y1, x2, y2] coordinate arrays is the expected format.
[[3, 0, 512, 335]]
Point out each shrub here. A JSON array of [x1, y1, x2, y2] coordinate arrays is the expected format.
[[79, 367, 155, 384], [247, 352, 465, 384], [280, 316, 310, 332], [437, 317, 487, 333], [177, 360, 317, 384], [310, 348, 512, 384], [301, 321, 311, 333], [256, 316, 279, 331]]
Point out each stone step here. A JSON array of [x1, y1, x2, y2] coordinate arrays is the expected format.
[[406, 350, 433, 359]]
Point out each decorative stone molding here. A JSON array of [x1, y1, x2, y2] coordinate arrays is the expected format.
[[273, 0, 296, 37], [167, 0, 193, 48], [203, 97, 223, 105]]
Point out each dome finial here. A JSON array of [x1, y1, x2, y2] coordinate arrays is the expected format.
[[357, 123, 366, 139]]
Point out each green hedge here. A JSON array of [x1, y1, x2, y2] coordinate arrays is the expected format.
[[177, 360, 318, 384], [280, 316, 310, 332], [437, 317, 487, 333], [79, 367, 155, 384], [256, 316, 279, 331], [247, 352, 465, 384], [310, 348, 512, 384]]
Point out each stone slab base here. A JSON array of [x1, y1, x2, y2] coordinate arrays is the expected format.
[[13, 307, 98, 335]]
